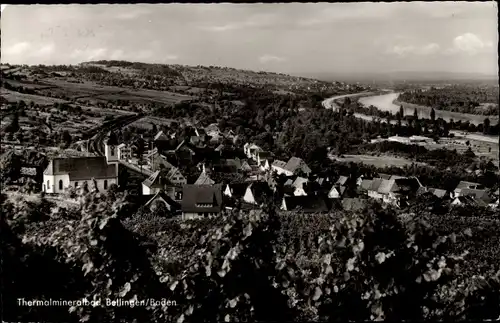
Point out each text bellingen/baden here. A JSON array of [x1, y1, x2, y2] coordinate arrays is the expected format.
[[17, 298, 177, 308]]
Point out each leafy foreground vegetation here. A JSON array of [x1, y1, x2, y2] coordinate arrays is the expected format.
[[2, 190, 500, 322]]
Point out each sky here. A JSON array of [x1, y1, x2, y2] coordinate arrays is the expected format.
[[1, 3, 498, 77]]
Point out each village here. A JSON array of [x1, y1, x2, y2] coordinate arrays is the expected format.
[[38, 120, 500, 220]]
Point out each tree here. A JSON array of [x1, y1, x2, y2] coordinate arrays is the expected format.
[[135, 138, 145, 174], [5, 112, 20, 133], [399, 106, 404, 119], [61, 130, 72, 148], [413, 108, 418, 120], [483, 118, 491, 135], [430, 108, 436, 122]]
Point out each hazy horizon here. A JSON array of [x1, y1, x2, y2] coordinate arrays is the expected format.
[[1, 3, 498, 77]]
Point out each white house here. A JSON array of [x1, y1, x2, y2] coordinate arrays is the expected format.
[[117, 143, 132, 161], [271, 157, 311, 177], [292, 177, 309, 196], [328, 185, 346, 199], [43, 156, 118, 194]]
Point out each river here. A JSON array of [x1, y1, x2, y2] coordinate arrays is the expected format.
[[323, 92, 499, 144], [358, 92, 499, 126]]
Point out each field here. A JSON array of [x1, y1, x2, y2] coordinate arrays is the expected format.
[[128, 116, 177, 129], [1, 88, 69, 106], [331, 154, 424, 167]]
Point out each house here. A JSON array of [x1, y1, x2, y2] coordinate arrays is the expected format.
[[366, 177, 422, 206], [205, 123, 221, 138], [194, 168, 215, 185], [162, 166, 187, 186], [144, 191, 181, 215], [417, 187, 449, 199], [117, 143, 132, 161], [328, 184, 346, 199], [281, 195, 329, 213], [104, 141, 119, 164], [451, 195, 487, 208], [454, 181, 484, 197], [43, 156, 118, 194], [243, 181, 273, 206], [181, 184, 223, 220], [460, 188, 492, 204], [153, 131, 171, 151], [271, 157, 312, 176], [291, 176, 309, 196], [240, 160, 252, 173], [223, 182, 249, 200], [243, 143, 263, 160], [142, 170, 168, 195], [489, 198, 499, 209]]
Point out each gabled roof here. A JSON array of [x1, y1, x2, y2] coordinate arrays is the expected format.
[[195, 171, 215, 185], [284, 157, 311, 174], [360, 179, 373, 191], [257, 151, 273, 159], [225, 182, 249, 199], [460, 188, 491, 203], [378, 173, 392, 180], [246, 181, 273, 205], [44, 157, 117, 181], [283, 195, 329, 213], [428, 188, 448, 198], [181, 184, 223, 213], [145, 191, 181, 211], [369, 178, 384, 192], [292, 176, 308, 189], [143, 170, 169, 188], [154, 131, 170, 142], [393, 178, 421, 192], [117, 143, 127, 149], [455, 181, 482, 191], [272, 160, 287, 168], [164, 166, 184, 182], [336, 176, 348, 186]]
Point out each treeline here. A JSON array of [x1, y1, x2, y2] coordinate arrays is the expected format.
[[399, 85, 499, 115]]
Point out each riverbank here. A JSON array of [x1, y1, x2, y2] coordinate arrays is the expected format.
[[392, 99, 499, 126]]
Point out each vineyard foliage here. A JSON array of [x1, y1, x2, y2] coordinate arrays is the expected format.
[[1, 191, 500, 322]]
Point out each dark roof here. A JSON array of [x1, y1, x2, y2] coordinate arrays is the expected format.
[[181, 184, 223, 213], [283, 195, 329, 213], [225, 182, 249, 199], [393, 178, 421, 192], [460, 188, 491, 203], [369, 178, 383, 192], [154, 131, 170, 142], [44, 157, 117, 181], [257, 151, 273, 159], [247, 181, 273, 205], [428, 188, 448, 198]]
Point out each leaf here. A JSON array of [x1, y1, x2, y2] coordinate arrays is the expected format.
[[177, 314, 185, 323], [243, 223, 253, 238], [90, 239, 98, 246], [229, 298, 238, 308], [205, 266, 212, 277], [217, 269, 227, 278], [99, 218, 108, 230], [82, 262, 93, 276], [312, 286, 323, 301], [325, 265, 333, 275], [185, 305, 194, 316], [119, 282, 131, 297], [224, 314, 231, 322], [323, 254, 332, 265], [463, 228, 473, 237], [375, 252, 386, 264], [346, 257, 356, 271], [170, 280, 179, 291]]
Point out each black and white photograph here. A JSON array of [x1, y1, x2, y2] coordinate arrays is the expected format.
[[1, 2, 499, 322]]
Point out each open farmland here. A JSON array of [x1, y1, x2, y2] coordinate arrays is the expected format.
[[330, 154, 424, 167], [128, 116, 177, 129], [1, 88, 69, 106]]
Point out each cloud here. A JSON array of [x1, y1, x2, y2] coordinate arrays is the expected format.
[[450, 33, 494, 55], [259, 55, 286, 64], [4, 42, 32, 55], [70, 48, 108, 60], [34, 43, 56, 57], [164, 54, 178, 60], [110, 49, 124, 60], [297, 4, 395, 26], [387, 43, 440, 56], [200, 13, 279, 32]]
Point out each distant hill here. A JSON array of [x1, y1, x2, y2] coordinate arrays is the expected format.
[[303, 71, 499, 83]]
